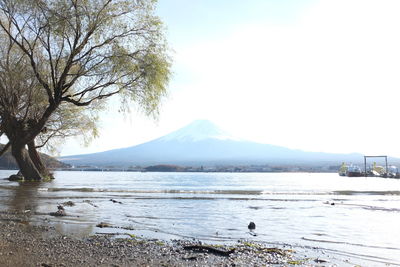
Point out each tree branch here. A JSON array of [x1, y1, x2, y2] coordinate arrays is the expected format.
[[35, 132, 57, 149], [0, 20, 53, 104], [62, 89, 120, 106]]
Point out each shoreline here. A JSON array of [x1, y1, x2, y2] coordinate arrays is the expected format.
[[0, 210, 335, 267]]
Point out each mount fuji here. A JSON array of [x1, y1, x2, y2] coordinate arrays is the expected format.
[[60, 120, 363, 167], [157, 120, 241, 142]]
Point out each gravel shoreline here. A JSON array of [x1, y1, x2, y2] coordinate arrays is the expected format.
[[0, 210, 333, 267]]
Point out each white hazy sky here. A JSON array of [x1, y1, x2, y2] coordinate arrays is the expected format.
[[54, 0, 400, 157]]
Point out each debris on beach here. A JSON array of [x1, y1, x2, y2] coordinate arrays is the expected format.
[[183, 245, 235, 256], [175, 240, 307, 265], [95, 222, 135, 232]]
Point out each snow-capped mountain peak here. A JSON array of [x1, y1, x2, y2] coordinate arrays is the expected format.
[[60, 119, 368, 167], [158, 120, 241, 142]]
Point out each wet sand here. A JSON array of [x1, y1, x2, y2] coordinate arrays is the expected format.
[[0, 210, 331, 267]]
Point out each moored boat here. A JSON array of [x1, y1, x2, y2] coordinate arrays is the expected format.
[[371, 162, 385, 176], [386, 165, 400, 178], [341, 156, 400, 178], [346, 164, 363, 177]]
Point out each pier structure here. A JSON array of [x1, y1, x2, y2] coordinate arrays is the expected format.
[[363, 155, 388, 177]]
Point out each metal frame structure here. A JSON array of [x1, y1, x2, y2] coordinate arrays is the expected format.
[[363, 155, 388, 177]]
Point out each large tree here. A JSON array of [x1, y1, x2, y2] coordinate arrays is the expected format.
[[0, 33, 100, 179], [0, 0, 170, 180], [0, 29, 47, 178], [0, 39, 96, 178]]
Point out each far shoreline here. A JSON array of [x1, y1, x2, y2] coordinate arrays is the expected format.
[[3, 168, 339, 174]]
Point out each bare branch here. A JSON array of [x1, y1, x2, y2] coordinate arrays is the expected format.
[[0, 21, 53, 103], [35, 131, 57, 149], [62, 89, 120, 106]]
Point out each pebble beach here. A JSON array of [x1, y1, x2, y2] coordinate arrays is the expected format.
[[0, 209, 330, 267]]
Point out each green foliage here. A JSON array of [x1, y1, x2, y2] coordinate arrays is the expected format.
[[126, 233, 137, 239], [38, 104, 100, 153], [286, 258, 311, 265], [155, 241, 165, 246]]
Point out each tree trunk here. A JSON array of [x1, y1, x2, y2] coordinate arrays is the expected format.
[[27, 140, 53, 179], [11, 143, 43, 181], [0, 142, 10, 157]]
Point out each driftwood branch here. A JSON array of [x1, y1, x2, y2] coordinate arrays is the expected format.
[[183, 245, 235, 257]]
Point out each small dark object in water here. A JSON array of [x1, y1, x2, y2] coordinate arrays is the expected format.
[[96, 222, 112, 228], [49, 205, 66, 216], [248, 222, 256, 230], [314, 258, 329, 263], [50, 210, 65, 216], [331, 203, 335, 206], [83, 200, 98, 208], [110, 199, 122, 204]]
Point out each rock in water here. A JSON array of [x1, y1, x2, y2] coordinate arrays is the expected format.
[[49, 205, 66, 216], [248, 222, 256, 230], [96, 222, 112, 228], [8, 172, 24, 181], [110, 199, 122, 204], [62, 201, 75, 207], [49, 210, 66, 216]]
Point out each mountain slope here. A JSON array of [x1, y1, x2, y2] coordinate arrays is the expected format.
[[157, 119, 241, 142], [60, 120, 366, 167]]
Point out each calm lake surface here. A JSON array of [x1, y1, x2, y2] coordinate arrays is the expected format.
[[0, 171, 399, 265]]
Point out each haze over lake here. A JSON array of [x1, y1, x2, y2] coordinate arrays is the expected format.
[[1, 170, 399, 266]]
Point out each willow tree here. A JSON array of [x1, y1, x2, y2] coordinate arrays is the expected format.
[[0, 30, 48, 177], [0, 40, 98, 178], [0, 0, 170, 180]]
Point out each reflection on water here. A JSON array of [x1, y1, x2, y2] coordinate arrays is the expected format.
[[9, 181, 41, 212], [0, 171, 399, 266]]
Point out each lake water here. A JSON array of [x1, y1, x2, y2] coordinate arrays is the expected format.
[[0, 171, 399, 266]]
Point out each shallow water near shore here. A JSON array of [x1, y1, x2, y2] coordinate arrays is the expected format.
[[0, 171, 399, 266]]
